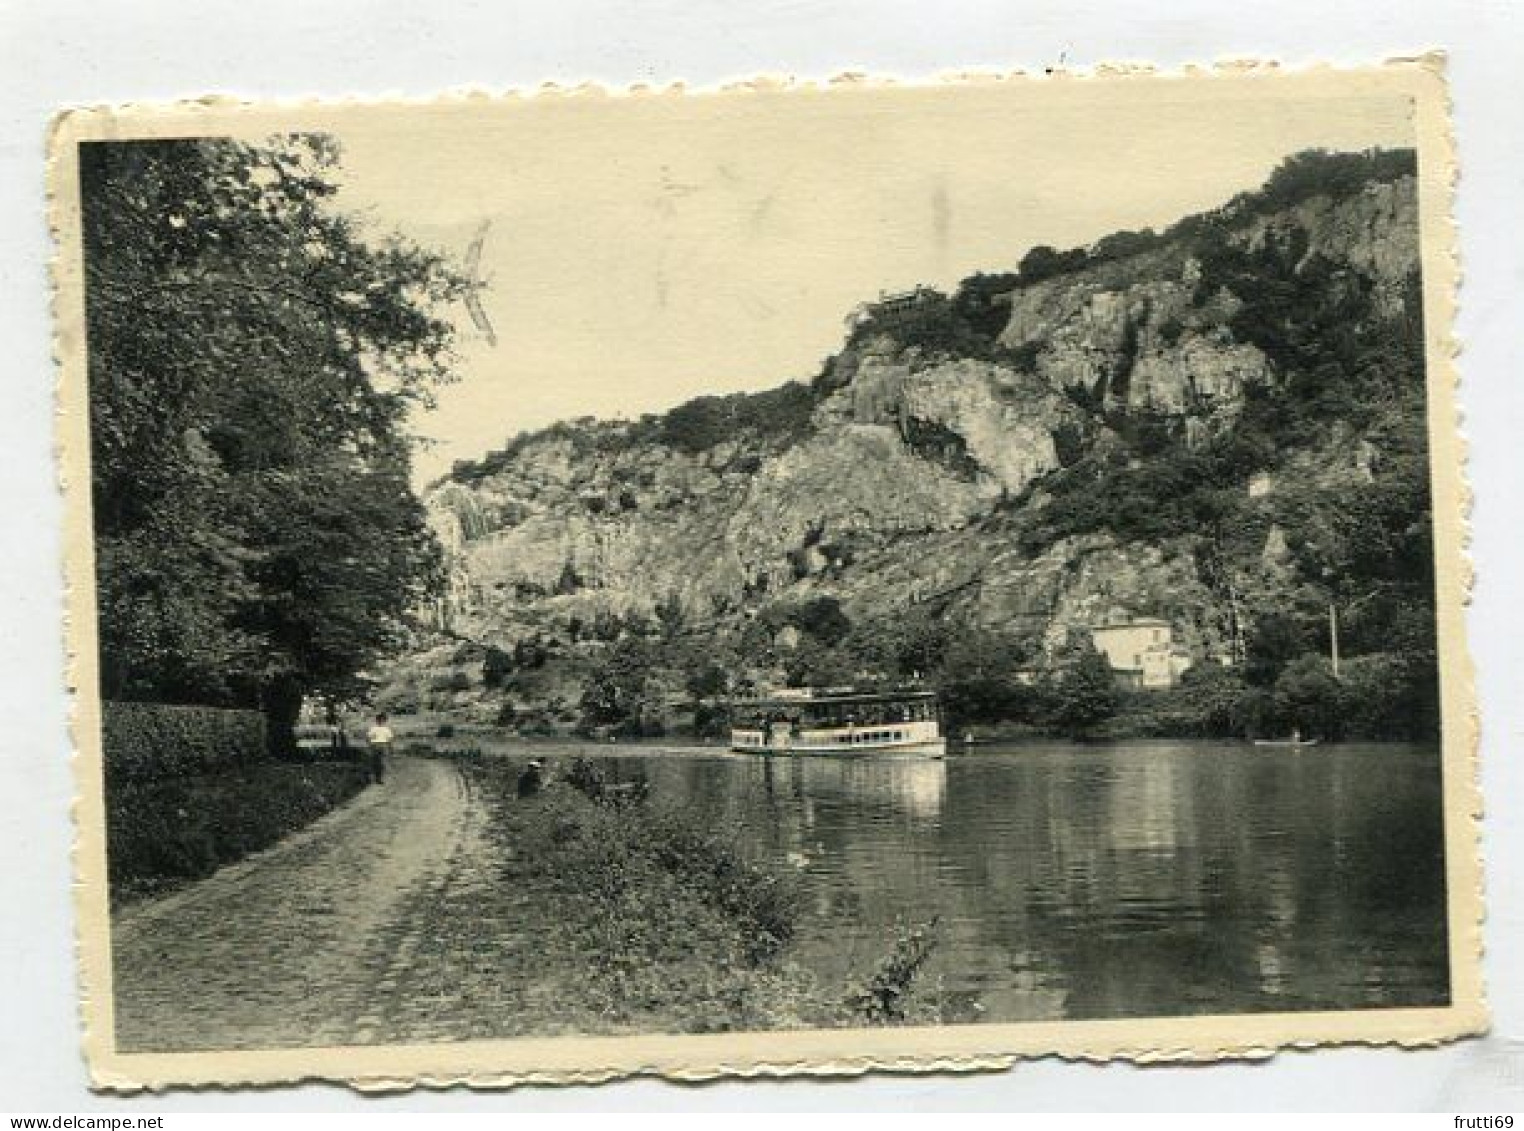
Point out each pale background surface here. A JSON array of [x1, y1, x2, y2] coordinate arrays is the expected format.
[[3, 0, 1522, 1111]]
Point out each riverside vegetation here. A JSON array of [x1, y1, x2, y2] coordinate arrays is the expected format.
[[437, 750, 947, 1033], [103, 702, 370, 903], [393, 149, 1439, 744]]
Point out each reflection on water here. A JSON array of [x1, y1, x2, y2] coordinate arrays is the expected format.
[[757, 755, 949, 823], [589, 741, 1450, 1022]]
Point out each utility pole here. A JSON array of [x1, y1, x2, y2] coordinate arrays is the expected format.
[[1226, 578, 1246, 667], [1329, 602, 1341, 680]]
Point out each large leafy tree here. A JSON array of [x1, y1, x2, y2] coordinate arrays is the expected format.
[[81, 135, 467, 748]]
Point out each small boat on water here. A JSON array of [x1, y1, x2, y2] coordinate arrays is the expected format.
[[1253, 729, 1320, 748], [729, 687, 946, 758]]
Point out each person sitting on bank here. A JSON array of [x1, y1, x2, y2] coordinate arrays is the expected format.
[[365, 713, 393, 784], [517, 758, 545, 799]]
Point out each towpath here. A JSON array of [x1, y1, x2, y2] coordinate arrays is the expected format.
[[111, 756, 524, 1052]]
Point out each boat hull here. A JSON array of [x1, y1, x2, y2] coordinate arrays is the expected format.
[[730, 737, 947, 758]]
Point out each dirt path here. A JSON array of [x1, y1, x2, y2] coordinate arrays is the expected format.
[[110, 756, 818, 1050], [111, 756, 488, 1052]]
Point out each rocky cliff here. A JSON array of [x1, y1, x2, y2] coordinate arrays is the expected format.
[[394, 150, 1434, 737]]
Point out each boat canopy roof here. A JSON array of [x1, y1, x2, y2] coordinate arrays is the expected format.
[[734, 688, 937, 708]]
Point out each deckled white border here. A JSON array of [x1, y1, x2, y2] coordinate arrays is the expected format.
[[48, 54, 1484, 1093]]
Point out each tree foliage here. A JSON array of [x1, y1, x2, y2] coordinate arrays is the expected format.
[[1042, 643, 1121, 738], [578, 638, 668, 736], [647, 381, 818, 455], [82, 136, 466, 746]]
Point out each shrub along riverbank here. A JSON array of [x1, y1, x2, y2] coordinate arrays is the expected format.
[[458, 755, 944, 1033], [107, 761, 371, 905], [104, 700, 373, 905]]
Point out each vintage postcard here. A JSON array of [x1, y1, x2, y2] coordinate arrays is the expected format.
[[52, 58, 1483, 1090]]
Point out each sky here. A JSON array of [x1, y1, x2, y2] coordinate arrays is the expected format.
[[327, 77, 1417, 482]]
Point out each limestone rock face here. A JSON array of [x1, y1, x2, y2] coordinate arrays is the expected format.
[[997, 178, 1417, 426], [899, 360, 1072, 494], [1127, 334, 1274, 422], [1239, 177, 1419, 319], [1000, 264, 1275, 429], [412, 171, 1421, 697], [816, 353, 1079, 494], [728, 425, 986, 558]]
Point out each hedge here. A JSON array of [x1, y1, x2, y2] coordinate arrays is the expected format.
[[102, 701, 267, 785], [107, 761, 370, 902]]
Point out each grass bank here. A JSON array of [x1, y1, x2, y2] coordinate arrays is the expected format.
[[107, 760, 371, 905], [462, 758, 943, 1034]]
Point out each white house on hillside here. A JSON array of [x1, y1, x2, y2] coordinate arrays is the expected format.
[[1090, 615, 1193, 690]]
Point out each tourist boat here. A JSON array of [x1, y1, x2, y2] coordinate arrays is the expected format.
[[729, 687, 947, 758]]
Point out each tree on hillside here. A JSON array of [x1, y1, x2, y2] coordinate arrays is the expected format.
[[1043, 642, 1121, 738], [1016, 244, 1090, 285], [81, 136, 467, 751], [655, 591, 687, 639], [1243, 609, 1310, 687], [578, 637, 665, 736], [1271, 654, 1345, 740], [481, 645, 514, 689], [933, 627, 1036, 730], [951, 271, 1022, 337]]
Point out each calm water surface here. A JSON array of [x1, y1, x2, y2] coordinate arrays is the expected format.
[[585, 740, 1448, 1022]]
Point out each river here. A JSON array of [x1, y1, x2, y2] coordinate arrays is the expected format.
[[576, 739, 1449, 1023]]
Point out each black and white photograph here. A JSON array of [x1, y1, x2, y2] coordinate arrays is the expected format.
[[51, 60, 1481, 1087]]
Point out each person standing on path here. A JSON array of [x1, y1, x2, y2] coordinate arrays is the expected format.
[[366, 712, 394, 784]]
